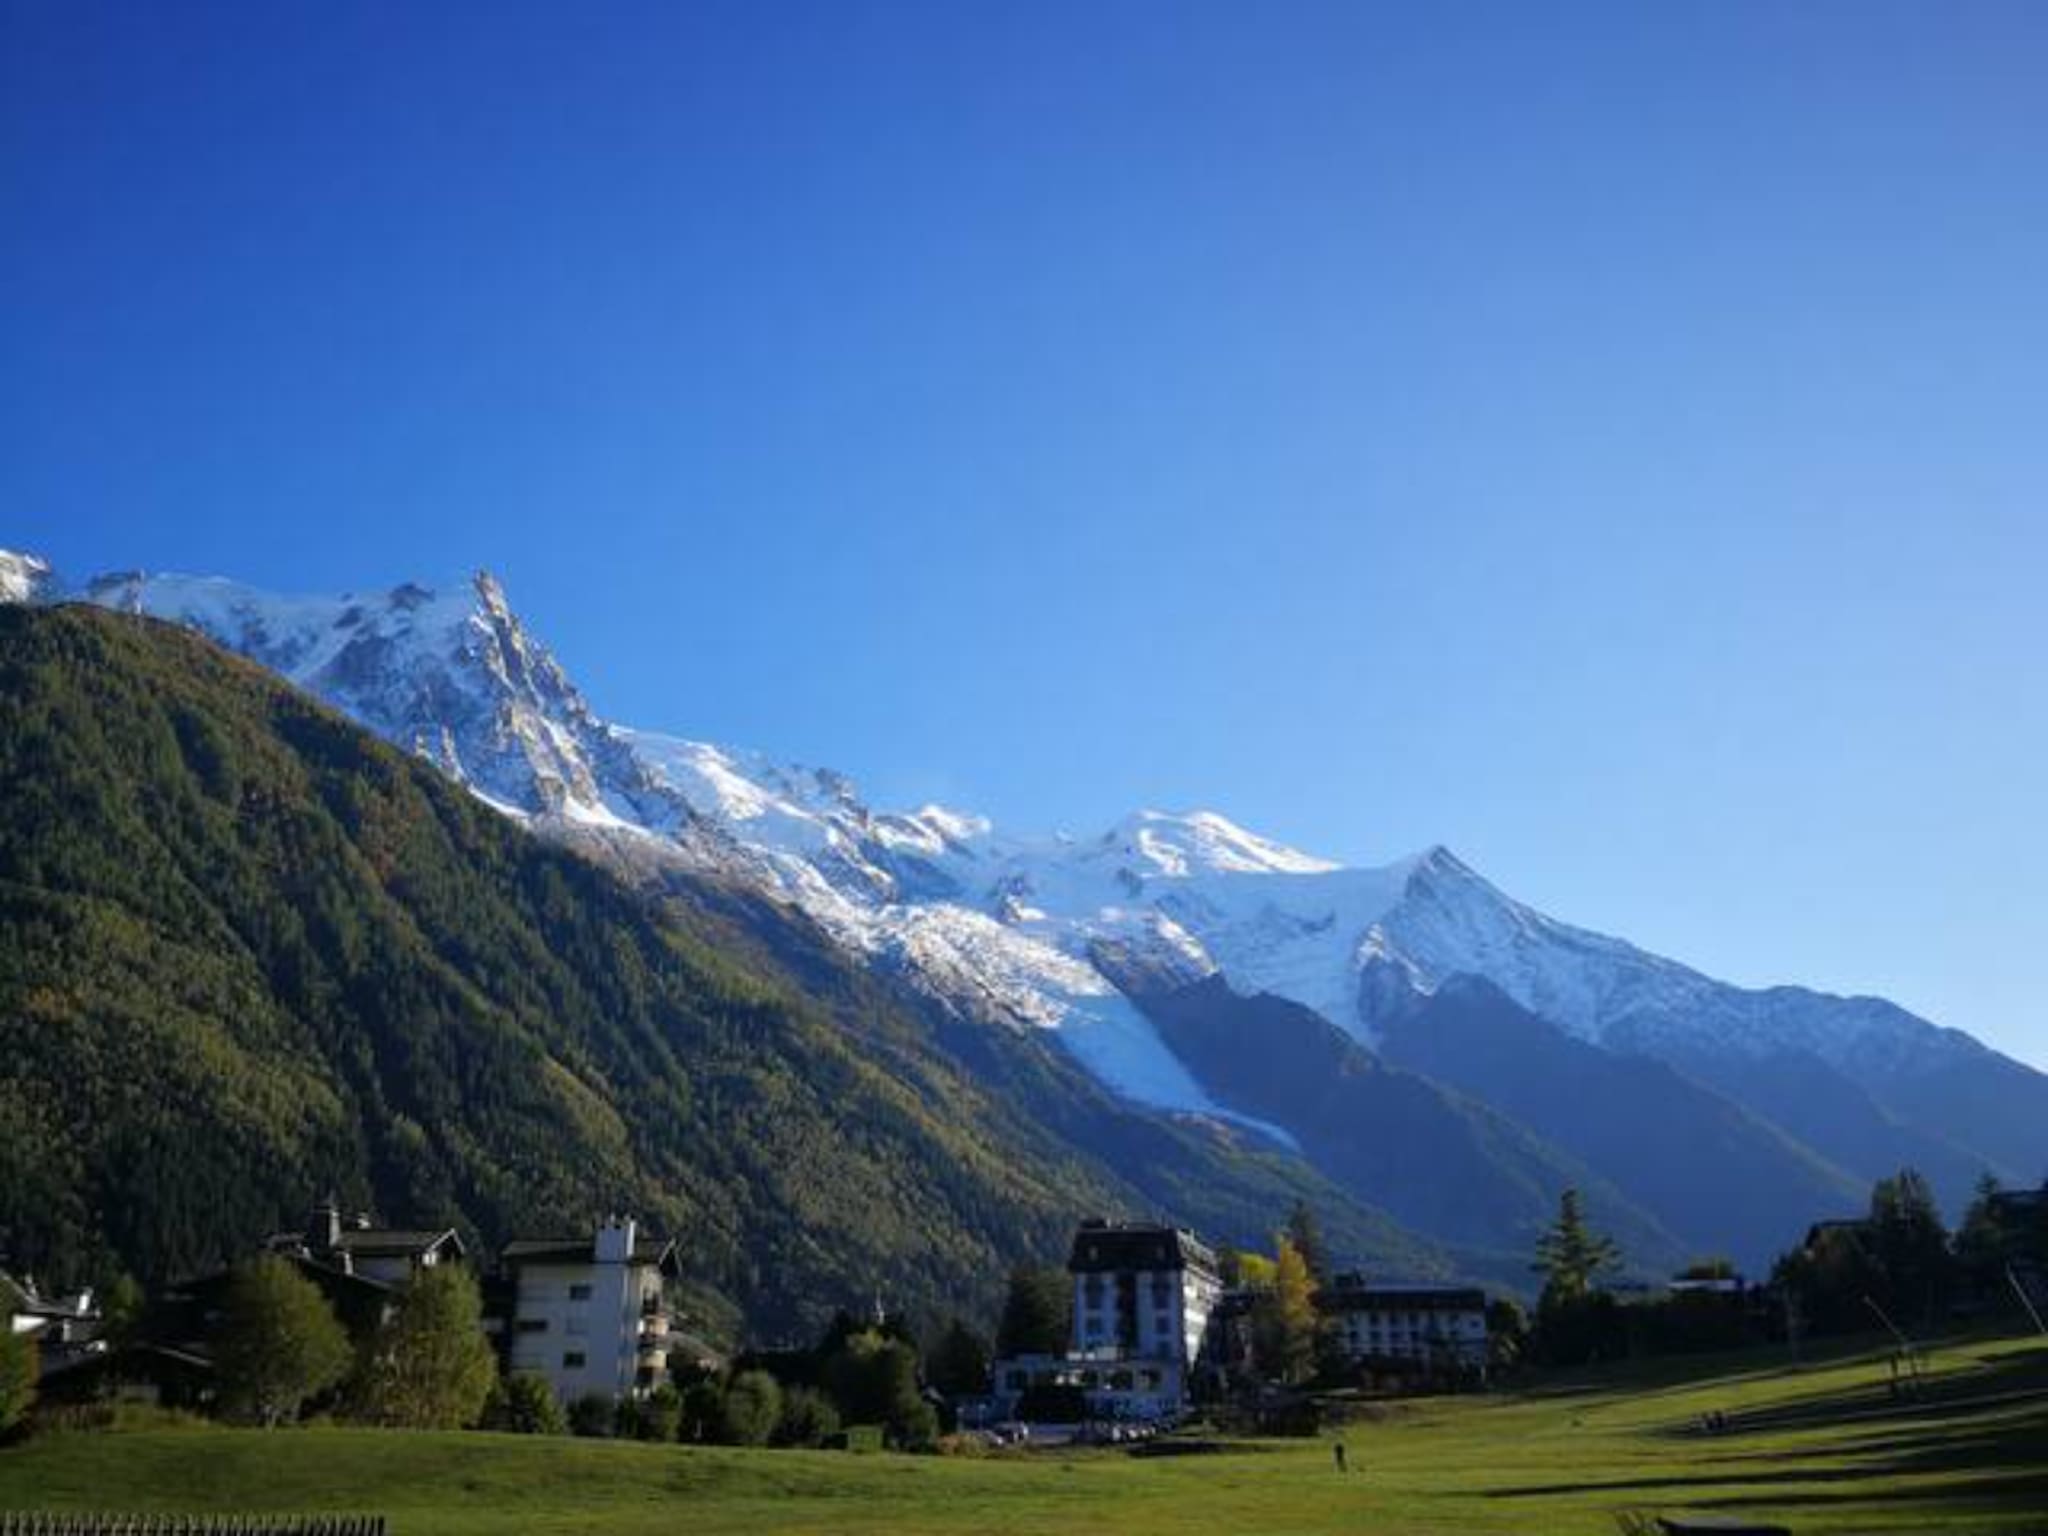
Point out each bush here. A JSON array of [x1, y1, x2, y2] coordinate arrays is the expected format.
[[774, 1385, 841, 1448], [637, 1384, 682, 1442], [718, 1370, 782, 1446], [678, 1377, 724, 1443], [567, 1392, 616, 1438], [483, 1373, 566, 1435]]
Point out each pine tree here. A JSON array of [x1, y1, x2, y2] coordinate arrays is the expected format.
[[1532, 1189, 1620, 1305], [1868, 1167, 1953, 1328], [357, 1264, 499, 1429], [214, 1256, 352, 1426], [994, 1266, 1070, 1357], [1284, 1201, 1330, 1285], [925, 1316, 992, 1397]]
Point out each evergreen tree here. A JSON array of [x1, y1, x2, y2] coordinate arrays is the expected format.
[[924, 1316, 992, 1398], [1532, 1189, 1620, 1304], [0, 1329, 36, 1435], [1868, 1167, 1952, 1328], [214, 1256, 352, 1426], [1954, 1172, 2008, 1297], [994, 1266, 1070, 1357], [356, 1264, 498, 1429], [98, 1272, 146, 1350], [1284, 1201, 1330, 1284]]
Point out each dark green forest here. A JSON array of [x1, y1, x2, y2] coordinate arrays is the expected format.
[[0, 605, 1444, 1335]]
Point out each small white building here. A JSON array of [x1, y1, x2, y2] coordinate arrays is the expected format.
[[2, 1271, 98, 1344], [499, 1217, 679, 1404], [1317, 1274, 1488, 1376]]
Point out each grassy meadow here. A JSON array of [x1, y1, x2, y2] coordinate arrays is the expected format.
[[3, 1331, 2043, 1535]]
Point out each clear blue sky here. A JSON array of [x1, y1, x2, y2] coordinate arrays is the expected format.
[[5, 2, 2045, 1067]]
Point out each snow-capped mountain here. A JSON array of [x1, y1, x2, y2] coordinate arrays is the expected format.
[[0, 550, 56, 606], [6, 550, 2040, 1217]]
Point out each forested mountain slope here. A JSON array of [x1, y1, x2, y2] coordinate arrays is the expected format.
[[0, 605, 1455, 1330]]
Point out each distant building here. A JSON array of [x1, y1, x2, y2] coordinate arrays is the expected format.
[[1316, 1274, 1488, 1380], [2, 1271, 99, 1347], [264, 1199, 467, 1285], [498, 1217, 680, 1404]]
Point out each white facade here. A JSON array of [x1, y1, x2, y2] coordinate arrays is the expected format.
[[502, 1218, 673, 1404], [1072, 1263, 1219, 1367], [1066, 1221, 1219, 1380]]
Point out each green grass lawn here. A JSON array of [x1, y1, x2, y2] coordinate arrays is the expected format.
[[4, 1332, 2044, 1534]]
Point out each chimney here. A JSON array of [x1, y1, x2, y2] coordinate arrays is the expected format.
[[308, 1195, 342, 1253], [595, 1215, 636, 1263]]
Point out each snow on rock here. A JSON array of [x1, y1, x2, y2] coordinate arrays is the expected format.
[[51, 553, 1983, 1110], [0, 549, 58, 605]]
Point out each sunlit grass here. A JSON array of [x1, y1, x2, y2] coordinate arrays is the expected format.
[[3, 1331, 2042, 1534]]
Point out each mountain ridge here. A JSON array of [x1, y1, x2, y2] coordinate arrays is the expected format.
[[6, 547, 2041, 1258], [0, 601, 1479, 1325]]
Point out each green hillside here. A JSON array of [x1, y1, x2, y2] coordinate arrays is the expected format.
[[0, 605, 1445, 1330]]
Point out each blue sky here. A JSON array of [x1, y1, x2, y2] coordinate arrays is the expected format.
[[5, 1, 2046, 1067]]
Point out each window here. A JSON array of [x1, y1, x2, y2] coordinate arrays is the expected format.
[[568, 1283, 592, 1301], [563, 1351, 587, 1369], [516, 1318, 548, 1334]]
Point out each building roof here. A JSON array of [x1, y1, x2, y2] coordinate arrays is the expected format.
[[501, 1235, 680, 1272], [332, 1228, 466, 1260], [1318, 1275, 1486, 1313], [1066, 1220, 1217, 1277]]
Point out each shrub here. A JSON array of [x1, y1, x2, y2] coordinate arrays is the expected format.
[[637, 1384, 681, 1442], [567, 1392, 616, 1437], [484, 1373, 566, 1435], [718, 1370, 782, 1446], [774, 1385, 841, 1447]]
